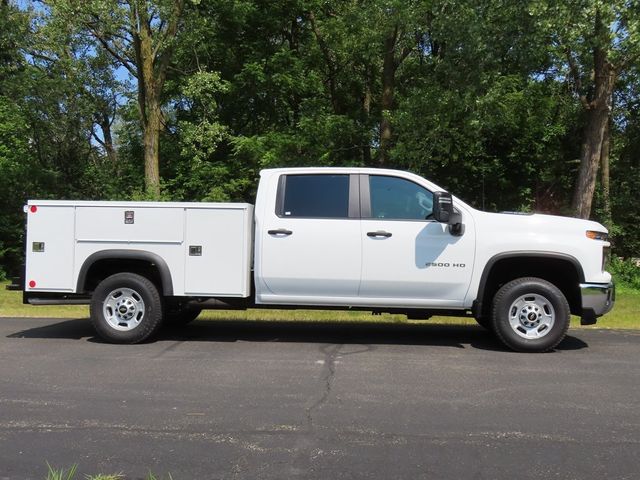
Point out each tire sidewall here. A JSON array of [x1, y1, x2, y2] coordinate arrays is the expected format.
[[492, 278, 570, 353], [90, 273, 163, 344]]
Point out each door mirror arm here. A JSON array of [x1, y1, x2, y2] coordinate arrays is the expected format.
[[448, 212, 465, 236]]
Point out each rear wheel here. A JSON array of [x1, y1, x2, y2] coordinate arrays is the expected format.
[[90, 273, 163, 344], [491, 277, 570, 353]]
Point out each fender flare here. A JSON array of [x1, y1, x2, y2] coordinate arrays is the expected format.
[[475, 251, 585, 309], [76, 249, 174, 295]]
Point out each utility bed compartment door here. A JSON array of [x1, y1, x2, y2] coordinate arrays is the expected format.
[[25, 206, 75, 291], [184, 207, 252, 296], [76, 207, 183, 243]]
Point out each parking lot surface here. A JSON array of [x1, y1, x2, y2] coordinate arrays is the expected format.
[[0, 317, 639, 479]]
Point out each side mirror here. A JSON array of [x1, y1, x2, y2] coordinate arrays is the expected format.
[[433, 191, 464, 237], [433, 191, 453, 223]]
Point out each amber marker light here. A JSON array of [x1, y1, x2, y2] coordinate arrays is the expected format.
[[586, 230, 608, 241]]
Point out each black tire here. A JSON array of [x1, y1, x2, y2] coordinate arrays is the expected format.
[[90, 272, 163, 344], [164, 307, 201, 326], [491, 277, 570, 353]]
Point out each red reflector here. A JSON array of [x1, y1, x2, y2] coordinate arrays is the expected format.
[[30, 205, 37, 213], [29, 280, 36, 288]]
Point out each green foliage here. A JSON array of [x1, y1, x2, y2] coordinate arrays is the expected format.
[[609, 257, 640, 290], [43, 463, 164, 480], [170, 71, 240, 201], [46, 463, 78, 480], [1, 0, 640, 276]]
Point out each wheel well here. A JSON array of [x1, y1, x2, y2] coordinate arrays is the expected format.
[[478, 256, 582, 317], [80, 259, 164, 294]]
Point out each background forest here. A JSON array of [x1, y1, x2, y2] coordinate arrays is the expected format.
[[1, 0, 639, 281]]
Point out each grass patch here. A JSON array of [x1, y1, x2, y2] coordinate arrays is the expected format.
[[45, 464, 165, 480], [1, 282, 88, 318], [46, 464, 78, 480], [2, 281, 637, 329]]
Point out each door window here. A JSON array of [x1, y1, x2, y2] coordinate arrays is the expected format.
[[369, 175, 433, 220], [279, 174, 350, 218]]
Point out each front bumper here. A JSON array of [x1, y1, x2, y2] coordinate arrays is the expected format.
[[580, 282, 615, 325]]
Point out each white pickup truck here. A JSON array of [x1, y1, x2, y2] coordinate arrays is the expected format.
[[19, 167, 614, 352]]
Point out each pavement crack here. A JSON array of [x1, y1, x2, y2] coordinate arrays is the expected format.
[[305, 343, 342, 431]]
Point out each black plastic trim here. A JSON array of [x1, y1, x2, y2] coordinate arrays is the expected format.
[[76, 249, 174, 295], [267, 229, 292, 236], [275, 174, 286, 216], [348, 174, 360, 218], [24, 291, 91, 305], [475, 251, 585, 312], [359, 174, 371, 217]]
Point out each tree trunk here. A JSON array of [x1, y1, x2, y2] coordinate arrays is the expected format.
[[139, 10, 161, 198], [572, 107, 608, 219], [379, 30, 397, 166], [143, 100, 162, 197], [98, 113, 117, 165], [362, 73, 372, 166], [600, 119, 611, 228], [84, 0, 184, 198], [308, 11, 340, 115], [571, 10, 616, 219]]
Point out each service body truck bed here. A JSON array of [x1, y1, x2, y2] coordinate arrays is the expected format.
[[25, 201, 253, 298], [18, 167, 615, 352]]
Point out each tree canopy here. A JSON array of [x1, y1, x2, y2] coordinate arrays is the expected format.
[[1, 0, 640, 278]]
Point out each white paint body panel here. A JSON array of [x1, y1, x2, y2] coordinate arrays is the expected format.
[[184, 208, 253, 296], [253, 167, 610, 309], [25, 201, 253, 297], [463, 211, 612, 307], [259, 218, 361, 297], [25, 168, 610, 312], [24, 206, 76, 292], [360, 219, 475, 307]]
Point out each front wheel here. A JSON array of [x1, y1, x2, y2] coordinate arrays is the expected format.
[[491, 277, 570, 353], [90, 273, 163, 344]]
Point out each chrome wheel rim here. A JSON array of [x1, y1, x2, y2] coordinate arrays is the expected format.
[[103, 287, 145, 331], [508, 294, 555, 339]]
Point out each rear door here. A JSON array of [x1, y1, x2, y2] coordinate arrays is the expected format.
[[258, 173, 361, 303]]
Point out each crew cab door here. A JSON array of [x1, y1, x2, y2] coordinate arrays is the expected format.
[[359, 174, 475, 306], [257, 173, 361, 303]]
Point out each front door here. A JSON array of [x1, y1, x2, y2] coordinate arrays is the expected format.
[[359, 174, 475, 307]]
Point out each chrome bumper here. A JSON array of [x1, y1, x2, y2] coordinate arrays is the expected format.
[[580, 282, 615, 324]]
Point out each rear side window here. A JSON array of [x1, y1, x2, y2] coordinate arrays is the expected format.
[[279, 174, 350, 218]]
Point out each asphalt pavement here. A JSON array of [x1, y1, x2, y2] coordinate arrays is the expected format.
[[0, 316, 638, 480]]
